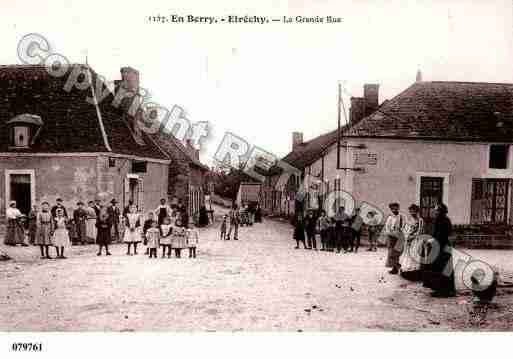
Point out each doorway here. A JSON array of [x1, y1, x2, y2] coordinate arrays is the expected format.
[[5, 170, 35, 216], [419, 176, 444, 233]]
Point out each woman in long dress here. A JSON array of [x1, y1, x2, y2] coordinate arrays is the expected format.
[[52, 208, 71, 259], [123, 205, 141, 255], [35, 202, 54, 259], [399, 204, 424, 281], [4, 201, 26, 246], [85, 201, 97, 243], [96, 206, 112, 256], [159, 217, 173, 258], [422, 203, 456, 297]]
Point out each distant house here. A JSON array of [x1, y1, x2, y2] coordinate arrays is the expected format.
[[292, 79, 513, 237], [0, 64, 170, 217], [151, 132, 209, 218]]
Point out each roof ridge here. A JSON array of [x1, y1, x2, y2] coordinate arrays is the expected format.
[[426, 80, 513, 86]]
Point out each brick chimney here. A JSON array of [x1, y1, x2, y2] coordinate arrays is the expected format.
[[292, 132, 303, 150], [119, 67, 144, 144], [120, 67, 140, 93], [363, 84, 379, 117], [185, 139, 200, 161], [349, 97, 365, 125]]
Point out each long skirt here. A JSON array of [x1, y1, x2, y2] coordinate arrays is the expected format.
[[385, 234, 404, 268], [123, 227, 141, 243], [400, 236, 424, 280], [75, 220, 87, 242], [52, 228, 70, 248], [35, 223, 53, 246], [86, 218, 97, 243], [4, 219, 25, 245], [160, 235, 172, 246], [96, 227, 111, 246], [422, 245, 456, 294]]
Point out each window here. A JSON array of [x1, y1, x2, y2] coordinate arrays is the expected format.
[[13, 126, 29, 147], [131, 160, 147, 173], [489, 144, 509, 169], [108, 158, 116, 168]]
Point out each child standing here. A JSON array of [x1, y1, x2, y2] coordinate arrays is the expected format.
[[316, 210, 329, 251], [366, 211, 380, 251], [220, 215, 227, 240], [186, 228, 199, 258], [52, 208, 71, 259], [142, 212, 155, 255], [146, 221, 160, 259], [36, 202, 53, 259], [171, 218, 186, 258], [160, 217, 173, 258], [351, 208, 364, 253]]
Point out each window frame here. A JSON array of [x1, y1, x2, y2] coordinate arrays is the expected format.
[[488, 144, 510, 170]]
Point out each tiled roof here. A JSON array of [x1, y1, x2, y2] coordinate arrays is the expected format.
[[281, 127, 347, 170], [151, 131, 209, 171], [346, 81, 513, 142], [0, 64, 168, 160]]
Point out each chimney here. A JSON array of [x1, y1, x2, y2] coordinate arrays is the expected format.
[[120, 67, 140, 94], [292, 132, 303, 150], [416, 69, 423, 82], [349, 97, 365, 125], [185, 139, 199, 160], [363, 84, 379, 117]]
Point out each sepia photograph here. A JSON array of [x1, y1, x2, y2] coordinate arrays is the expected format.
[[0, 0, 512, 357]]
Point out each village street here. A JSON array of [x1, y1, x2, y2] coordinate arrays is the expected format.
[[1, 209, 513, 331]]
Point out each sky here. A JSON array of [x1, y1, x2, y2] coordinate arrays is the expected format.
[[1, 0, 512, 164]]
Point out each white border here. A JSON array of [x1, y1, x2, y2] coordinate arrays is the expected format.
[[4, 169, 36, 215], [415, 171, 450, 207]]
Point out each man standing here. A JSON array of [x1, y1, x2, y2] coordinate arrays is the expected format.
[[351, 208, 364, 253], [304, 209, 317, 250], [154, 198, 172, 226], [334, 206, 351, 253], [108, 199, 121, 242], [73, 201, 88, 245], [226, 204, 240, 240], [51, 198, 68, 218], [384, 203, 406, 274]]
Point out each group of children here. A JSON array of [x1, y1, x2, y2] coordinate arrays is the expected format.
[[297, 207, 381, 253], [142, 213, 199, 259]]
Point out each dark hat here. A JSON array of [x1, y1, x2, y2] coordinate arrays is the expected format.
[[41, 201, 50, 206], [111, 199, 118, 204], [77, 201, 84, 206], [56, 198, 63, 202]]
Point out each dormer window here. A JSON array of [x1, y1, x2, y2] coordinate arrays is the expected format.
[[6, 114, 43, 149], [13, 126, 29, 147]]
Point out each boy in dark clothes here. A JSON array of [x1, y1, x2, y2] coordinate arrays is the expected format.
[[143, 212, 155, 255], [304, 210, 317, 250]]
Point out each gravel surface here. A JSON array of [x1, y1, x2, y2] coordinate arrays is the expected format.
[[1, 209, 512, 331]]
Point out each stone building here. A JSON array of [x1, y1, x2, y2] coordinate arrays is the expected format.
[[0, 64, 170, 218]]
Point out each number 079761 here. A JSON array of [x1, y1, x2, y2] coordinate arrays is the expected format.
[[11, 343, 43, 352]]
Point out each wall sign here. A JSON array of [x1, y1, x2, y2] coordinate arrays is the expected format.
[[354, 152, 378, 165]]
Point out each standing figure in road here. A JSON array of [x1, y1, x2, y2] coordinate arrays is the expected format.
[[146, 221, 160, 259], [27, 204, 38, 245], [351, 208, 364, 253], [226, 204, 240, 240], [304, 209, 317, 250], [171, 218, 186, 258], [399, 204, 424, 281], [384, 203, 406, 274], [142, 212, 155, 254], [220, 214, 228, 240], [51, 198, 68, 218], [254, 204, 262, 223], [73, 202, 88, 245], [123, 205, 142, 255], [334, 206, 351, 253], [198, 205, 209, 227], [85, 201, 97, 243], [293, 214, 307, 249], [52, 208, 70, 259], [96, 206, 112, 256], [108, 199, 121, 243], [4, 201, 26, 246], [35, 202, 53, 259], [316, 210, 329, 251], [154, 198, 172, 227], [159, 217, 173, 258], [186, 227, 199, 258], [422, 203, 456, 297], [366, 211, 380, 251], [177, 199, 189, 228]]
